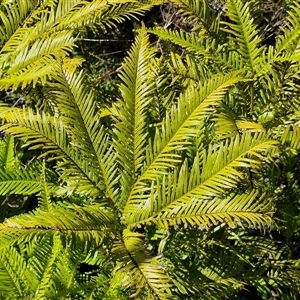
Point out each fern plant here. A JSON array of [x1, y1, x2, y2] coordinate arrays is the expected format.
[[0, 0, 300, 299]]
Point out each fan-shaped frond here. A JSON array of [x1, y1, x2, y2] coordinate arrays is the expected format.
[[113, 229, 173, 299]]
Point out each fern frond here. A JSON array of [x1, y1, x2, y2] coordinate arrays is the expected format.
[[0, 0, 37, 41], [168, 229, 300, 299], [126, 132, 277, 225], [273, 2, 300, 58], [170, 0, 221, 35], [54, 246, 87, 298], [0, 32, 76, 90], [38, 161, 55, 212], [0, 136, 16, 172], [113, 229, 173, 299], [114, 27, 156, 205], [0, 136, 50, 197], [169, 52, 213, 85], [213, 112, 265, 139], [58, 0, 163, 31], [0, 0, 162, 90], [223, 0, 264, 74], [0, 203, 115, 250], [20, 235, 86, 299], [31, 234, 62, 299], [48, 59, 119, 203], [0, 107, 106, 197], [277, 124, 300, 149], [123, 73, 240, 216], [148, 27, 213, 54], [154, 190, 274, 229], [0, 245, 33, 298], [0, 106, 68, 157], [0, 163, 42, 196]]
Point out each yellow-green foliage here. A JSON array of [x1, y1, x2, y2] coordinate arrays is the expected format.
[[0, 0, 300, 299]]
